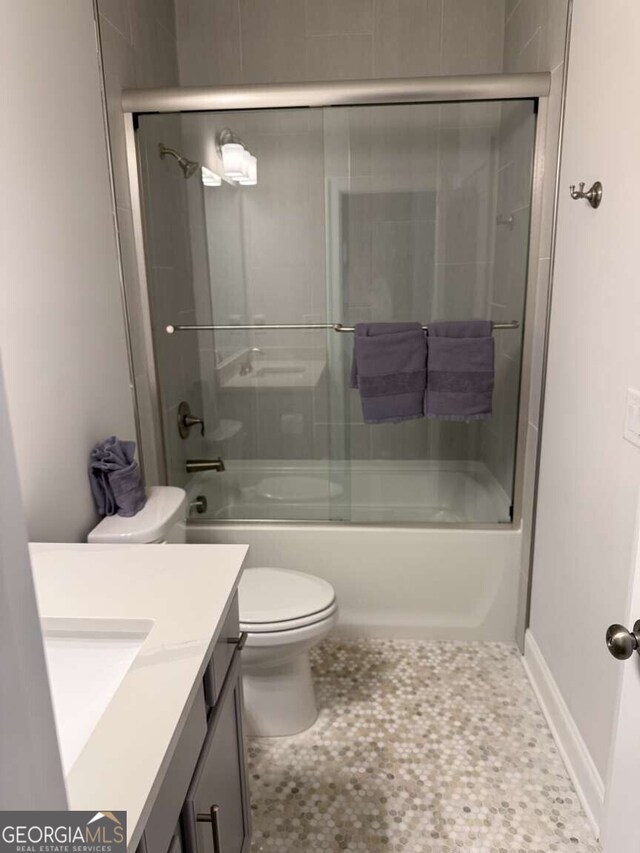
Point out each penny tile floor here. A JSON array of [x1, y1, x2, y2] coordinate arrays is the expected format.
[[248, 639, 601, 853]]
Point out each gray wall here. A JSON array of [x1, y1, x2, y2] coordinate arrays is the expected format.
[[0, 354, 66, 808], [0, 0, 136, 541], [529, 0, 640, 798]]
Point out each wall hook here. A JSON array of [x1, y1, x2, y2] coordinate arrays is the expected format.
[[569, 180, 603, 209]]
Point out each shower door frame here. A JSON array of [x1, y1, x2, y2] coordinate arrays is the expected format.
[[122, 72, 551, 531]]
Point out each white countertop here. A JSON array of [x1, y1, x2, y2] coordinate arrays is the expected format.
[[29, 542, 248, 851]]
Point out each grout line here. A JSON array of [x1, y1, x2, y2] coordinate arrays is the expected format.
[[98, 11, 131, 48], [370, 0, 376, 77], [518, 26, 541, 59], [435, 261, 490, 267], [505, 0, 524, 26], [305, 31, 375, 38], [438, 0, 444, 74], [237, 0, 244, 82]]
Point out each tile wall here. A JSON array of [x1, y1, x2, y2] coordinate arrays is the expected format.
[[174, 0, 508, 466], [97, 0, 569, 583], [175, 0, 506, 85], [97, 0, 209, 486]]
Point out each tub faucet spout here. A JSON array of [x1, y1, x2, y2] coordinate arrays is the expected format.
[[185, 458, 225, 473], [239, 347, 265, 376]]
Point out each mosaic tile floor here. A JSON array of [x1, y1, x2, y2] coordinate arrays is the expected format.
[[248, 639, 601, 853]]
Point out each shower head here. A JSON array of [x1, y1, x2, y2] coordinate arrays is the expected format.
[[158, 143, 200, 179], [182, 159, 200, 179]]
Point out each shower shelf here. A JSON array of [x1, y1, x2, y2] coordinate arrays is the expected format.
[[166, 321, 519, 334]]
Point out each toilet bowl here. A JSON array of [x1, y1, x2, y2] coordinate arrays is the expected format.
[[239, 567, 338, 737], [87, 494, 337, 738]]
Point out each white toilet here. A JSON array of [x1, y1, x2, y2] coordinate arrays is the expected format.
[[239, 567, 338, 737], [88, 487, 338, 738], [88, 485, 188, 544]]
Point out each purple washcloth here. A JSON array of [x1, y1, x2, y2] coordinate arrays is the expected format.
[[89, 436, 146, 517], [425, 320, 494, 421], [350, 322, 427, 424]]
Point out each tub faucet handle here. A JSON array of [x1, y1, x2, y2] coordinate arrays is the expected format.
[[178, 401, 205, 439]]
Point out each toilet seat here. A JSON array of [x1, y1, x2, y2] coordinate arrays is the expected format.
[[239, 567, 337, 633], [238, 567, 339, 735], [240, 599, 338, 633]]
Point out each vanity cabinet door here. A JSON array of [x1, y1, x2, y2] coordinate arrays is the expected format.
[[183, 654, 251, 853], [203, 593, 240, 708]]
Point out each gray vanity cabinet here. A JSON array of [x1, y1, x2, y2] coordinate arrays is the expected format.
[[136, 592, 250, 853], [182, 653, 252, 853]]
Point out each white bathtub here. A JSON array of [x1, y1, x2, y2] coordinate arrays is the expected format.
[[187, 460, 521, 642], [188, 459, 512, 524]]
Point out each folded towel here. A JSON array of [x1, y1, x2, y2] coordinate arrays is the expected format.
[[89, 436, 146, 517], [350, 322, 427, 424], [425, 320, 494, 421], [89, 467, 117, 517]]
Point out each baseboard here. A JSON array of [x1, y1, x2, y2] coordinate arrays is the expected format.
[[523, 630, 604, 838]]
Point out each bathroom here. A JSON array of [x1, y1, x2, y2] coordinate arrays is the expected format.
[[2, 1, 640, 852]]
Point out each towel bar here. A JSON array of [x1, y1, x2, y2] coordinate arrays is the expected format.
[[166, 321, 519, 335]]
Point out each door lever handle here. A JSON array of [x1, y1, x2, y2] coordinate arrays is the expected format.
[[606, 621, 640, 660]]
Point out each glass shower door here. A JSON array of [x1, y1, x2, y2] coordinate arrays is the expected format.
[[137, 108, 352, 523], [136, 95, 536, 525], [322, 99, 536, 523]]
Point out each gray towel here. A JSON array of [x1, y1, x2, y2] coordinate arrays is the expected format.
[[425, 320, 494, 421], [350, 322, 427, 424], [89, 436, 146, 517]]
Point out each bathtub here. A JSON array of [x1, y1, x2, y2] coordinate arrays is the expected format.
[[187, 460, 522, 642]]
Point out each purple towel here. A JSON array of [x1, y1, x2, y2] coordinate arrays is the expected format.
[[425, 320, 494, 421], [350, 322, 427, 424], [89, 436, 146, 517]]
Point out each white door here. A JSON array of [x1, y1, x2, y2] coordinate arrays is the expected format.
[[602, 501, 640, 851], [549, 1, 640, 849]]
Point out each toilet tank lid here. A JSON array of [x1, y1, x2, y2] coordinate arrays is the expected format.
[[87, 486, 188, 544], [239, 567, 336, 624]]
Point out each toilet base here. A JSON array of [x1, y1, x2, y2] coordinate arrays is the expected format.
[[242, 652, 318, 737]]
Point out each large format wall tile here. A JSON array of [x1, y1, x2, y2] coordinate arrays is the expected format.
[[304, 0, 373, 36], [373, 0, 443, 78], [442, 0, 505, 75]]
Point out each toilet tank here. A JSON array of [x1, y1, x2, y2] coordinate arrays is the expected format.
[[87, 486, 188, 544]]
